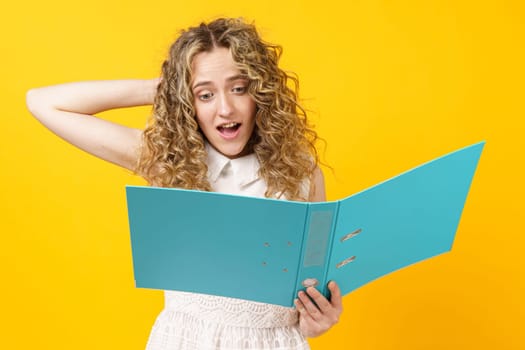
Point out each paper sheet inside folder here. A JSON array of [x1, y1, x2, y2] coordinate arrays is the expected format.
[[126, 141, 484, 307]]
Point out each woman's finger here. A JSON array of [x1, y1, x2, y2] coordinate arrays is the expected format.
[[328, 281, 343, 311], [305, 286, 331, 312], [297, 290, 323, 320]]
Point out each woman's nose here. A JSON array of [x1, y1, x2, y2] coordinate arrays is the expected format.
[[218, 94, 234, 117]]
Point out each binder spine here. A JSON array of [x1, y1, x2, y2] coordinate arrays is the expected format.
[[294, 201, 339, 299], [320, 201, 341, 299]]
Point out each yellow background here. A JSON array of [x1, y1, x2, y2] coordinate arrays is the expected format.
[[1, 0, 524, 349]]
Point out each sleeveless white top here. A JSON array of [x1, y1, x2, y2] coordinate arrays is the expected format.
[[145, 144, 310, 350]]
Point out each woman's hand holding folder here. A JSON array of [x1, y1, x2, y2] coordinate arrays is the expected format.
[[295, 281, 343, 338]]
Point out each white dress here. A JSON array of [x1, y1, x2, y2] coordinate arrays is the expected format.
[[145, 145, 310, 350]]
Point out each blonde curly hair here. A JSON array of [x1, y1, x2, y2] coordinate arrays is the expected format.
[[136, 18, 319, 201]]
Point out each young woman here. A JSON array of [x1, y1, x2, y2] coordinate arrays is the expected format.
[[27, 17, 342, 350]]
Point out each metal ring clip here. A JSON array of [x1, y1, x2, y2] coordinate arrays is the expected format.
[[340, 228, 362, 242], [336, 256, 356, 268]]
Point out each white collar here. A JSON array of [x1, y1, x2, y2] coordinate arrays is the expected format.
[[206, 142, 260, 187]]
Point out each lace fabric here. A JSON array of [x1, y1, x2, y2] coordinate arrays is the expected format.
[[163, 291, 299, 328], [145, 291, 309, 350]]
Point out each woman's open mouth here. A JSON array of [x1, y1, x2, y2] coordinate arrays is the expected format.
[[217, 122, 241, 138]]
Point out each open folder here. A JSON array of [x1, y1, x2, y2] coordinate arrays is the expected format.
[[126, 141, 484, 307]]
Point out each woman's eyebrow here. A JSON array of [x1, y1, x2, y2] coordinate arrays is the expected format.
[[192, 75, 248, 90], [192, 80, 211, 90], [227, 74, 248, 82]]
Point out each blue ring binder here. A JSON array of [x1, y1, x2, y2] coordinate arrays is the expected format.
[[126, 141, 484, 307]]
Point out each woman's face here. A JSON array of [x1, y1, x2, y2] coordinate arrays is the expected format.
[[191, 47, 257, 159]]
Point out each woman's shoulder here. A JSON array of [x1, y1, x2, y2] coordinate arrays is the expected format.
[[308, 166, 326, 202]]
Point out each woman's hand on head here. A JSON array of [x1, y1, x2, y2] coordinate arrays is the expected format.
[[294, 281, 343, 338], [26, 79, 159, 171]]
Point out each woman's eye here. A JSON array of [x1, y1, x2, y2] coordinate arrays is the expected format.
[[198, 92, 213, 101], [232, 86, 247, 94]]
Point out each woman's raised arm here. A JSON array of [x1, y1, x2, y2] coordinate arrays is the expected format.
[[26, 79, 159, 171]]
